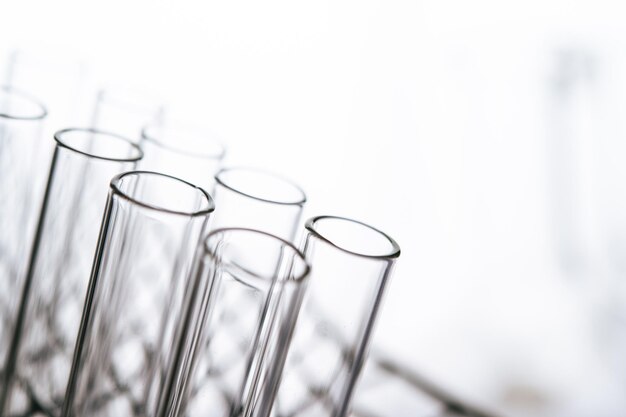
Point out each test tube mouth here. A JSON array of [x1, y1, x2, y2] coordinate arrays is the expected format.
[[141, 122, 227, 160], [0, 86, 47, 120], [214, 167, 307, 206], [54, 128, 143, 162], [204, 227, 310, 284], [305, 215, 401, 260], [111, 170, 215, 217]]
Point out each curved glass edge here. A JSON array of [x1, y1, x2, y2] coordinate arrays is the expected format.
[[305, 215, 401, 260], [203, 227, 311, 283], [0, 85, 48, 120], [54, 127, 144, 162], [110, 170, 215, 217], [214, 166, 307, 206]]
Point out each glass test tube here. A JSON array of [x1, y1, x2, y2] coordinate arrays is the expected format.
[[91, 86, 165, 143], [140, 121, 226, 190], [211, 167, 307, 242], [168, 228, 310, 417], [0, 128, 142, 417], [271, 216, 401, 417], [0, 86, 47, 387], [62, 171, 214, 417]]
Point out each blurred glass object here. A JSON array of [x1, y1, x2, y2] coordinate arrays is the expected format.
[[0, 86, 47, 391], [271, 216, 400, 417], [0, 128, 142, 417], [62, 171, 214, 417], [140, 121, 226, 190], [3, 49, 91, 127], [211, 167, 307, 242], [547, 45, 626, 412], [91, 86, 165, 143], [3, 49, 92, 179], [546, 47, 600, 283], [548, 47, 626, 369], [170, 228, 310, 417]]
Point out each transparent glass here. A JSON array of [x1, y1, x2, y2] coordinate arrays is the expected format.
[[3, 50, 92, 187], [140, 122, 226, 189], [166, 228, 310, 417], [271, 216, 401, 417], [91, 86, 165, 143], [211, 167, 307, 242], [62, 171, 214, 417], [0, 128, 142, 417], [4, 49, 91, 128], [0, 86, 48, 386]]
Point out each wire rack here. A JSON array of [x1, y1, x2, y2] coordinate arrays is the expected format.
[[351, 354, 503, 417]]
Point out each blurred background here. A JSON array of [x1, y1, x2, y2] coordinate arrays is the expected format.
[[1, 0, 626, 415]]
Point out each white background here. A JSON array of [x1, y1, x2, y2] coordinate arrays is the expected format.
[[2, 1, 626, 415]]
